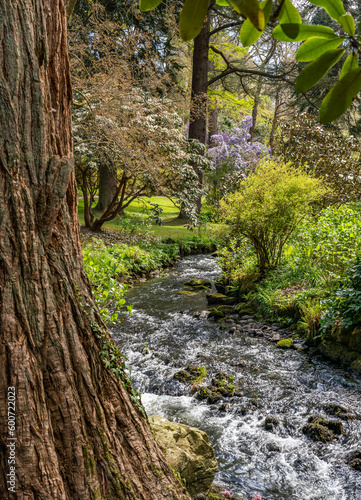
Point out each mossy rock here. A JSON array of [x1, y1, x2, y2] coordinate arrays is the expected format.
[[323, 403, 360, 421], [318, 341, 359, 366], [183, 278, 212, 290], [216, 305, 235, 315], [149, 415, 217, 497], [346, 450, 361, 471], [302, 423, 334, 443], [174, 365, 204, 384], [308, 416, 343, 435], [277, 338, 293, 349], [264, 415, 280, 432], [174, 370, 193, 383], [178, 290, 196, 296], [195, 387, 212, 401], [351, 356, 361, 374], [349, 326, 361, 353], [208, 309, 224, 321], [206, 293, 237, 306]]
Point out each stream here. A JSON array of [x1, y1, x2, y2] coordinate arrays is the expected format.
[[112, 255, 361, 500]]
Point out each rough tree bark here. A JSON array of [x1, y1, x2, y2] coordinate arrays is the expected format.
[[0, 1, 191, 499], [187, 6, 211, 215]]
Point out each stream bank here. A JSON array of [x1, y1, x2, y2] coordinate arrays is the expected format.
[[113, 255, 361, 500]]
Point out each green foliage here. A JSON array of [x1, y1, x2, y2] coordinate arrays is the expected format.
[[83, 246, 129, 324], [218, 202, 361, 332], [220, 159, 327, 271], [240, 0, 272, 47], [288, 205, 361, 276], [295, 48, 344, 93], [274, 113, 361, 204], [321, 259, 361, 331], [179, 0, 209, 41]]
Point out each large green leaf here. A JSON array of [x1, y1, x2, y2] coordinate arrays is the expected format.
[[339, 53, 358, 80], [216, 0, 229, 5], [278, 0, 301, 24], [139, 0, 164, 11], [240, 0, 272, 46], [273, 23, 338, 42], [179, 0, 209, 41], [320, 67, 361, 123], [227, 0, 265, 30], [338, 14, 355, 36], [296, 36, 344, 62], [295, 48, 345, 93], [309, 0, 346, 23]]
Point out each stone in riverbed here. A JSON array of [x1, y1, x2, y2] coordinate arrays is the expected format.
[[206, 293, 237, 306], [346, 450, 361, 471], [276, 338, 293, 349], [149, 415, 218, 497], [302, 415, 343, 442], [264, 415, 280, 432], [183, 278, 212, 290]]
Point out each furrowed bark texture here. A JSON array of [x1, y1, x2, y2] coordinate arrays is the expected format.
[[188, 9, 211, 214], [0, 2, 190, 499]]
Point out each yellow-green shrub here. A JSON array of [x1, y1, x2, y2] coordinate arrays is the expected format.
[[220, 159, 328, 272]]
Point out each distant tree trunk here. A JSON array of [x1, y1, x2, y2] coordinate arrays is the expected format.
[[187, 5, 211, 215], [0, 2, 190, 499], [208, 106, 219, 147], [250, 79, 263, 141], [95, 164, 118, 212], [269, 89, 281, 149]]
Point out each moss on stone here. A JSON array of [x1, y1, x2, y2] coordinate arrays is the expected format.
[[277, 338, 293, 349]]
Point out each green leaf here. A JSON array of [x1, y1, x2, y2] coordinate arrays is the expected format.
[[309, 0, 346, 23], [320, 67, 361, 123], [340, 53, 358, 80], [227, 0, 265, 31], [240, 0, 272, 46], [278, 0, 302, 24], [179, 0, 209, 41], [216, 0, 229, 4], [295, 48, 345, 93], [273, 23, 338, 42], [139, 0, 164, 12], [338, 14, 355, 36], [296, 37, 344, 62]]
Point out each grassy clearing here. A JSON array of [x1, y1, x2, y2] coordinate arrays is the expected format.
[[78, 196, 222, 238]]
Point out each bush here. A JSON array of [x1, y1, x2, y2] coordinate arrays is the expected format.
[[220, 159, 328, 272], [321, 259, 361, 332]]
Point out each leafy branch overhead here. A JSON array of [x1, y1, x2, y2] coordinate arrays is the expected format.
[[140, 0, 361, 124]]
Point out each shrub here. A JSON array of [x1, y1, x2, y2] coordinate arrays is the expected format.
[[220, 159, 328, 272], [321, 259, 361, 332]]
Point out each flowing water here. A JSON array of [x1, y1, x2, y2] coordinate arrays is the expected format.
[[112, 255, 361, 500]]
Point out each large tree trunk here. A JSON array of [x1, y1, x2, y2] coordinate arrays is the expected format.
[[0, 2, 190, 499], [95, 164, 118, 213], [187, 6, 211, 215]]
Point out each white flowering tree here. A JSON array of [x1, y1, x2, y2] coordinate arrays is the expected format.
[[73, 81, 205, 230]]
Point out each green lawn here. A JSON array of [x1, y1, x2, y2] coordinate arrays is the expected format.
[[77, 196, 219, 238]]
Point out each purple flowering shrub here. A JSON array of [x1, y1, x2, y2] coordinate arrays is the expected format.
[[206, 116, 269, 205]]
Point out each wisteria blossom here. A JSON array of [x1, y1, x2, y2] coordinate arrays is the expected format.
[[206, 116, 269, 205]]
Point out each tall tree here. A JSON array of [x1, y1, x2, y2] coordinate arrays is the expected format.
[[0, 1, 190, 498]]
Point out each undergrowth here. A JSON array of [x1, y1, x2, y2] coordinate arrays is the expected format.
[[219, 204, 361, 336]]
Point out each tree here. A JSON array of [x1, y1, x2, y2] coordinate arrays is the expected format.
[[0, 1, 190, 498], [274, 112, 361, 203], [144, 0, 361, 125], [206, 116, 269, 204]]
